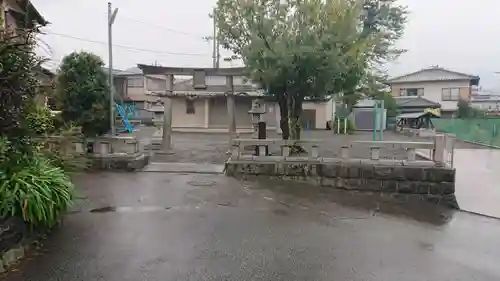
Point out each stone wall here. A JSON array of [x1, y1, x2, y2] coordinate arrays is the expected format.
[[90, 153, 150, 171], [225, 159, 457, 208], [42, 136, 150, 171], [0, 217, 50, 273]]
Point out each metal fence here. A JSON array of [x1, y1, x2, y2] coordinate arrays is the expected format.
[[432, 118, 500, 147]]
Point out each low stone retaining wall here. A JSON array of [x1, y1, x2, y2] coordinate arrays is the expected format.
[[0, 217, 51, 273], [225, 159, 457, 208], [90, 153, 150, 171], [43, 135, 150, 171]]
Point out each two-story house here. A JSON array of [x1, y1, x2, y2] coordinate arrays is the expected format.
[[386, 66, 480, 117], [1, 0, 52, 106], [1, 0, 47, 31], [112, 67, 166, 109]]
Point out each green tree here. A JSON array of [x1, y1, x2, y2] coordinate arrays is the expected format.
[[360, 72, 398, 117], [56, 52, 110, 137], [361, 0, 408, 63], [0, 22, 76, 228], [339, 0, 408, 111], [216, 0, 407, 141], [457, 99, 485, 118], [0, 29, 42, 152], [216, 0, 371, 141]]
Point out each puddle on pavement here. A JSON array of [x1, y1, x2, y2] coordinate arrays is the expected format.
[[89, 206, 172, 213], [245, 178, 457, 226], [187, 180, 217, 187], [272, 209, 290, 216]]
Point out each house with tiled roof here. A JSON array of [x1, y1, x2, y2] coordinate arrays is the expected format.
[[386, 66, 480, 117], [1, 0, 48, 31]]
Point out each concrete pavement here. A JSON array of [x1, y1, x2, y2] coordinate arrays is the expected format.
[[3, 171, 500, 281], [453, 149, 500, 218]]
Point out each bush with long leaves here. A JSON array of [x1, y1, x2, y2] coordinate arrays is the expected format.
[[0, 138, 75, 227]]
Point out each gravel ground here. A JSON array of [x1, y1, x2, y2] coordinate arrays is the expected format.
[[127, 126, 462, 164]]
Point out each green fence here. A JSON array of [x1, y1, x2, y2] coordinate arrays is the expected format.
[[432, 118, 500, 147]]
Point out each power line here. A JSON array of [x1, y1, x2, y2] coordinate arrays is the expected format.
[[60, 3, 208, 40], [117, 15, 207, 39], [45, 31, 211, 57]]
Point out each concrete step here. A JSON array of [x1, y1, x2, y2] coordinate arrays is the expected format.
[[141, 162, 224, 174]]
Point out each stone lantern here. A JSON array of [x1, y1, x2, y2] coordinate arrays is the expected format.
[[249, 99, 267, 137], [248, 98, 268, 155]]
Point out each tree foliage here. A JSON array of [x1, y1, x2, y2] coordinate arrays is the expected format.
[[359, 71, 398, 117], [361, 0, 408, 64], [56, 52, 110, 137], [215, 0, 407, 140], [457, 99, 485, 119], [216, 0, 372, 140], [26, 105, 55, 135], [0, 25, 76, 228], [0, 28, 42, 150]]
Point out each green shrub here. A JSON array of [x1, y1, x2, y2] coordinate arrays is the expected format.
[[0, 140, 75, 228], [56, 51, 110, 137], [331, 118, 356, 134], [26, 105, 55, 135]]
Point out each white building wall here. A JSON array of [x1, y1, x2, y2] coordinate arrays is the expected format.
[[171, 98, 206, 128], [394, 80, 469, 111], [470, 100, 500, 111], [303, 101, 328, 129], [325, 98, 335, 122], [273, 101, 329, 130]]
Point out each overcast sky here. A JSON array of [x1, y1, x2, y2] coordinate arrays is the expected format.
[[33, 0, 500, 90]]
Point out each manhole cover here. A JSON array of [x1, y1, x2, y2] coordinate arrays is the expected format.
[[187, 180, 216, 187]]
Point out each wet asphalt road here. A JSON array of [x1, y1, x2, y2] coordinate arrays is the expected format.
[[4, 172, 500, 281]]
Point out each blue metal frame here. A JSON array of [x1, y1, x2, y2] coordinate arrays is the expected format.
[[115, 103, 135, 133]]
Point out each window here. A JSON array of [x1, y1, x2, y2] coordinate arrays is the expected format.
[[186, 99, 195, 114], [127, 77, 144, 88], [400, 88, 424, 96], [441, 88, 460, 101]]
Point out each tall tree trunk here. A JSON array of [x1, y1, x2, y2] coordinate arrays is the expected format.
[[287, 93, 305, 154], [277, 92, 289, 140]]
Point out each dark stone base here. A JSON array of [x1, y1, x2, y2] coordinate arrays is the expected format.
[[225, 160, 458, 209], [90, 153, 150, 171]]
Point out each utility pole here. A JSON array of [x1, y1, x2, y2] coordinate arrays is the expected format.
[[216, 36, 220, 68], [108, 2, 118, 135], [212, 7, 217, 68]]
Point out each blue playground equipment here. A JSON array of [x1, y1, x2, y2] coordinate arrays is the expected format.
[[115, 103, 135, 133]]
